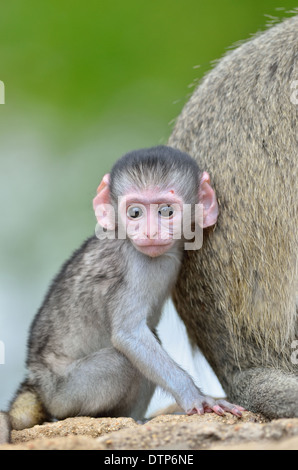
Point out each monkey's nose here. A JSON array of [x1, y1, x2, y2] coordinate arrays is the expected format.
[[141, 232, 158, 240], [149, 231, 158, 239]]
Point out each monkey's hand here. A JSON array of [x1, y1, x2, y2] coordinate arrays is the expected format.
[[186, 396, 245, 418]]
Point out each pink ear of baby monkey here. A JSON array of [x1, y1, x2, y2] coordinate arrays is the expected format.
[[199, 172, 219, 228], [93, 173, 115, 230]]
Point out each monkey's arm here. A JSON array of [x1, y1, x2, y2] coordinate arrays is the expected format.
[[111, 311, 242, 416]]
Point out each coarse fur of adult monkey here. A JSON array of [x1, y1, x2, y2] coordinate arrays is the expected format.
[[0, 146, 243, 444], [168, 15, 298, 419]]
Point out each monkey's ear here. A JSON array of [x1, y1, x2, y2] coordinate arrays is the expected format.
[[93, 174, 115, 230], [199, 172, 219, 228]]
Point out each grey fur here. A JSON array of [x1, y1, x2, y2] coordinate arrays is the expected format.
[[26, 235, 181, 420], [0, 146, 239, 444], [168, 15, 298, 419], [110, 146, 200, 205]]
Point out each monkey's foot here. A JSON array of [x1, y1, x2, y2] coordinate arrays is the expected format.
[[187, 397, 245, 418]]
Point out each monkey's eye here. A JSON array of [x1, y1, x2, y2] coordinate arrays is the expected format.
[[158, 205, 175, 218], [127, 205, 144, 219]]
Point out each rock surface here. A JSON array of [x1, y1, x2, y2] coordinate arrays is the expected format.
[[1, 411, 298, 450]]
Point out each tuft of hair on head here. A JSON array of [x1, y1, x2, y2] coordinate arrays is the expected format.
[[109, 145, 200, 204]]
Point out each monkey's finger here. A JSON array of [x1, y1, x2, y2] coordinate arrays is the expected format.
[[204, 407, 214, 413], [187, 405, 214, 415], [210, 405, 225, 416], [216, 400, 247, 411], [221, 403, 246, 412], [186, 407, 202, 415], [229, 407, 243, 417], [216, 400, 244, 417]]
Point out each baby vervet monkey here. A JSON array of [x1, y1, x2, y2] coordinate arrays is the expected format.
[[0, 145, 243, 443]]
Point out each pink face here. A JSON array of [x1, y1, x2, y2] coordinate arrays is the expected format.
[[93, 171, 218, 258], [118, 189, 184, 257]]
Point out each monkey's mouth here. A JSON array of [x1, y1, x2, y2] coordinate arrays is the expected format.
[[132, 239, 174, 247], [132, 238, 175, 257]]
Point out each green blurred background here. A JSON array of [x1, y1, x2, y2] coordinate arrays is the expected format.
[[0, 1, 297, 411]]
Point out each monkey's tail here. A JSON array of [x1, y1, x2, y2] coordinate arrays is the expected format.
[[0, 380, 49, 444], [0, 412, 11, 444]]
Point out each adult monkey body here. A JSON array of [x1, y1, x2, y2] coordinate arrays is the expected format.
[[169, 15, 298, 419]]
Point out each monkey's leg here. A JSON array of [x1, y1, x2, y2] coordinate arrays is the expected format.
[[37, 347, 155, 421], [230, 368, 298, 419]]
